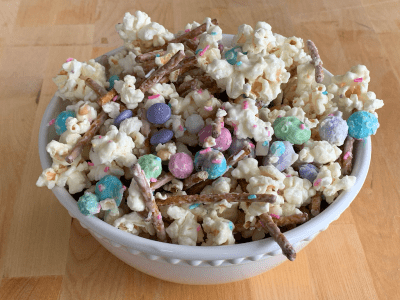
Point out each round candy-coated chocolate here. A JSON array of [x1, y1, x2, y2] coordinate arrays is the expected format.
[[198, 125, 232, 151], [55, 110, 76, 135], [150, 129, 174, 145], [138, 154, 163, 179], [224, 47, 241, 65], [263, 141, 296, 172], [299, 164, 319, 183], [169, 152, 194, 179], [194, 149, 227, 179], [77, 193, 100, 216], [113, 109, 133, 127], [319, 111, 348, 146], [270, 141, 286, 157], [347, 111, 379, 139], [108, 75, 119, 90], [273, 116, 311, 145], [95, 175, 123, 206], [147, 103, 171, 125]]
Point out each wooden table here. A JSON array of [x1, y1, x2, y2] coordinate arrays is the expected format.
[[0, 0, 399, 299]]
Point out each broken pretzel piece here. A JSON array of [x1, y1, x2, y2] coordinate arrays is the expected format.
[[307, 40, 324, 83]]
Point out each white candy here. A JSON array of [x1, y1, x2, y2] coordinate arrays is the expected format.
[[185, 114, 205, 134]]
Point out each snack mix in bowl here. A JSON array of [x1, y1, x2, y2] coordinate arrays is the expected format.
[[37, 11, 383, 261]]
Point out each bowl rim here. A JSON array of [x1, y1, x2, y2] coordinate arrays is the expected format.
[[38, 35, 371, 261]]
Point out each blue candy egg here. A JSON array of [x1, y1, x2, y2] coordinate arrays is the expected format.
[[263, 141, 296, 172], [299, 164, 319, 183], [108, 75, 119, 90], [224, 47, 242, 65], [319, 112, 348, 146], [77, 193, 100, 216], [95, 175, 123, 206], [194, 149, 227, 179], [114, 109, 133, 127], [55, 110, 76, 135], [347, 111, 379, 139], [147, 103, 171, 125], [270, 141, 286, 157], [150, 129, 174, 145]]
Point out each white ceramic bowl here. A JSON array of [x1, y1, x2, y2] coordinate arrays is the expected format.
[[38, 35, 371, 285]]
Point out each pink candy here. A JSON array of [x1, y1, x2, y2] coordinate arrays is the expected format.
[[168, 153, 194, 179], [88, 162, 94, 166], [104, 167, 110, 172], [66, 57, 74, 62], [150, 178, 157, 182], [270, 214, 280, 219], [198, 125, 232, 151], [314, 179, 322, 187], [300, 124, 305, 130]]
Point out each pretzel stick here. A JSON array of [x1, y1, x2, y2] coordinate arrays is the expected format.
[[226, 146, 251, 166], [259, 213, 296, 261], [142, 60, 158, 74], [307, 40, 324, 83], [150, 172, 175, 191], [79, 75, 108, 96], [135, 50, 166, 63], [97, 89, 118, 106], [139, 50, 186, 93], [311, 192, 322, 216], [177, 78, 201, 95], [341, 136, 355, 176], [212, 111, 224, 139], [185, 39, 198, 52], [272, 213, 309, 227], [183, 171, 209, 190], [131, 164, 167, 242], [97, 55, 110, 78], [237, 179, 248, 192], [65, 111, 108, 164], [158, 56, 199, 85], [156, 193, 276, 206]]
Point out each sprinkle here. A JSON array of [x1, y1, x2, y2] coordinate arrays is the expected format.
[[228, 221, 234, 231], [354, 77, 363, 82], [236, 61, 242, 66], [199, 45, 210, 56], [300, 124, 305, 129], [150, 178, 157, 182], [98, 184, 104, 192], [267, 131, 270, 137], [243, 101, 249, 109], [221, 121, 224, 127], [270, 214, 280, 219], [148, 94, 160, 99], [112, 95, 118, 102], [197, 225, 201, 231], [253, 124, 257, 128], [157, 214, 162, 220], [48, 119, 55, 126], [145, 68, 156, 78], [195, 48, 202, 55], [343, 151, 352, 160], [339, 94, 343, 98], [193, 37, 197, 41], [248, 194, 257, 199], [204, 106, 213, 111], [155, 54, 160, 57], [262, 141, 268, 146], [108, 140, 112, 143], [123, 185, 127, 191], [88, 162, 94, 166], [249, 143, 255, 148], [185, 29, 191, 32], [197, 89, 203, 94], [179, 125, 184, 131], [200, 147, 212, 154], [104, 167, 110, 172], [98, 136, 102, 139], [211, 31, 217, 35], [66, 57, 74, 62], [232, 123, 238, 132], [167, 103, 171, 108], [322, 91, 328, 95], [328, 114, 334, 116], [212, 159, 222, 164], [155, 157, 162, 161], [314, 179, 322, 187], [285, 174, 291, 177], [190, 203, 201, 209]]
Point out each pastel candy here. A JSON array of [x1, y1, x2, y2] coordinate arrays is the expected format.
[[147, 103, 171, 125], [113, 109, 133, 127], [138, 154, 162, 179], [224, 47, 241, 65], [194, 149, 227, 179], [347, 111, 379, 139], [299, 164, 319, 183], [228, 137, 256, 158], [108, 75, 119, 90], [185, 114, 205, 134], [150, 129, 174, 145], [198, 125, 232, 151], [319, 111, 348, 146], [169, 153, 194, 179], [273, 116, 311, 145], [270, 141, 286, 157], [95, 175, 123, 206], [77, 193, 101, 216], [263, 141, 296, 172], [55, 110, 76, 135]]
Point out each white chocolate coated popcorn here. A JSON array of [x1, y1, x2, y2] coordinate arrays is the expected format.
[[196, 21, 222, 71], [108, 50, 145, 78], [66, 101, 99, 123], [156, 142, 177, 161], [166, 206, 202, 246], [87, 162, 124, 181], [53, 59, 107, 102], [102, 102, 121, 119], [202, 210, 235, 246], [127, 179, 146, 212], [233, 22, 276, 54], [114, 212, 155, 236], [156, 43, 185, 66], [283, 176, 315, 207], [150, 83, 179, 99], [271, 35, 311, 70], [231, 158, 261, 182], [114, 75, 145, 109], [299, 140, 342, 165]]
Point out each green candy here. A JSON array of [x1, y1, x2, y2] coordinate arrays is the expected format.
[[138, 154, 162, 179], [273, 116, 311, 145], [77, 193, 100, 216]]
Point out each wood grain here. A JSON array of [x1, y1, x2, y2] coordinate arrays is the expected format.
[[1, 0, 399, 299]]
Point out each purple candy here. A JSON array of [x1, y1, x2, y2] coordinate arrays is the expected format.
[[113, 110, 133, 127], [299, 164, 319, 183], [147, 103, 171, 125], [150, 129, 174, 145], [319, 111, 348, 146], [263, 141, 296, 171], [169, 153, 194, 179]]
